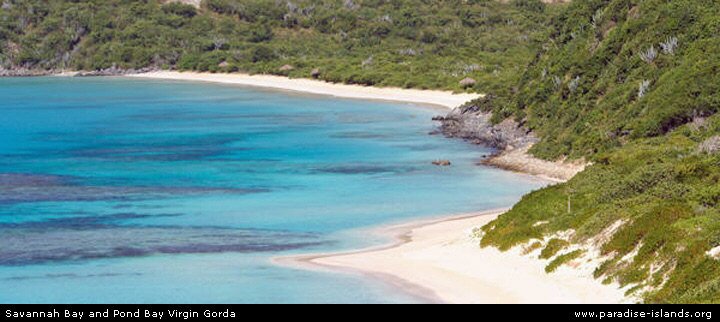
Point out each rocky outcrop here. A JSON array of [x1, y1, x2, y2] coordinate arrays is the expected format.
[[74, 66, 157, 77], [434, 96, 537, 151], [0, 66, 157, 77], [0, 67, 56, 77], [459, 77, 477, 88], [433, 96, 586, 181], [161, 0, 201, 8]]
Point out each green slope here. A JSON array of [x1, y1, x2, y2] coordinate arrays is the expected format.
[[0, 0, 553, 91], [3, 0, 720, 303], [478, 0, 720, 303]]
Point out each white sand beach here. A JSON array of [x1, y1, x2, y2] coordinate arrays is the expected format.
[[484, 145, 589, 182], [126, 71, 584, 181], [128, 70, 618, 304], [128, 71, 481, 109], [279, 210, 628, 304]]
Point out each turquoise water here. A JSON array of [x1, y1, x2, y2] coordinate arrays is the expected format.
[[0, 77, 545, 303]]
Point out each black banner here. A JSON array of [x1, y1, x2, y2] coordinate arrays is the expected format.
[[0, 305, 718, 321]]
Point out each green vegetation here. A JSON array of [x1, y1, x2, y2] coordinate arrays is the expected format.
[[3, 0, 720, 303], [539, 238, 570, 259], [484, 119, 720, 302], [468, 0, 720, 159], [0, 0, 555, 91], [479, 0, 720, 303], [546, 249, 583, 273]]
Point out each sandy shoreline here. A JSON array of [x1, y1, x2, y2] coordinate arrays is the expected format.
[[124, 71, 585, 181], [120, 70, 614, 303], [483, 145, 588, 182], [127, 71, 481, 110], [277, 210, 627, 304]]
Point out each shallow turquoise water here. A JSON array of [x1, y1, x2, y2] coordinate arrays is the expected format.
[[0, 77, 545, 303]]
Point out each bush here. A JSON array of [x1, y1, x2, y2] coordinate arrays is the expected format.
[[546, 250, 583, 273], [249, 25, 273, 43], [512, 0, 546, 13], [251, 45, 276, 63], [540, 238, 570, 259], [162, 3, 197, 18]]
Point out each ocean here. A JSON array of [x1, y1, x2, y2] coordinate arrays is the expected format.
[[0, 77, 545, 303]]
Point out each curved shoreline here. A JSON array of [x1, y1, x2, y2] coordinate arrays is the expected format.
[[276, 209, 627, 304], [117, 70, 616, 303], [274, 210, 507, 304], [122, 71, 586, 182], [125, 71, 481, 110]]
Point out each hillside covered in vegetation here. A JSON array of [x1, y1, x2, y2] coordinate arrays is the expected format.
[[478, 0, 720, 303], [0, 0, 553, 91], [3, 0, 720, 304]]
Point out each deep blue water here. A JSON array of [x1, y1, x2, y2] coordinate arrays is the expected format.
[[0, 77, 545, 303]]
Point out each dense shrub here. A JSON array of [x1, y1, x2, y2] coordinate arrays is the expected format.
[[0, 0, 553, 91], [479, 2, 720, 302]]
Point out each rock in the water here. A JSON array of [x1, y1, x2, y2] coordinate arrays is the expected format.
[[432, 160, 452, 166]]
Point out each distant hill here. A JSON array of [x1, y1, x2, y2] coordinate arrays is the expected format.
[[0, 0, 556, 91]]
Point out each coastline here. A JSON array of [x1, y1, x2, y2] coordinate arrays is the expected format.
[[121, 70, 606, 302], [277, 210, 628, 304], [481, 145, 587, 182], [89, 70, 601, 302], [435, 101, 587, 182], [126, 71, 481, 110], [122, 70, 585, 181]]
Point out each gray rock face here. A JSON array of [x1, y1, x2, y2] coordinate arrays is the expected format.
[[434, 96, 537, 151], [0, 67, 157, 77], [75, 66, 157, 77], [0, 67, 55, 77]]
